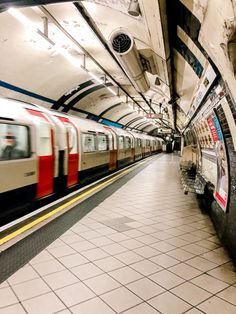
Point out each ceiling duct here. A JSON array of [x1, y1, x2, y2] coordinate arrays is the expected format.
[[109, 29, 150, 93]]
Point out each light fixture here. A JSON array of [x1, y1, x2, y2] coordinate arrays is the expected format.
[[128, 103, 133, 109], [54, 45, 81, 67], [81, 66, 103, 84], [155, 77, 160, 85], [128, 0, 140, 17], [9, 8, 118, 97], [81, 65, 117, 96], [106, 86, 117, 96], [83, 2, 97, 15], [8, 8, 82, 68], [8, 8, 36, 29]]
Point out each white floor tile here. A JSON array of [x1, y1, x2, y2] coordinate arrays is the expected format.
[[11, 277, 51, 301], [22, 292, 66, 314], [148, 291, 191, 314], [101, 287, 142, 313], [70, 297, 116, 314], [84, 273, 121, 295], [0, 287, 18, 308], [55, 282, 95, 307], [127, 277, 165, 300]]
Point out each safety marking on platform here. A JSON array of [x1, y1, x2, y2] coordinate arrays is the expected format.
[[0, 159, 149, 246]]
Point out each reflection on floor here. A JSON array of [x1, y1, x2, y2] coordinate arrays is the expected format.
[[1, 154, 236, 314]]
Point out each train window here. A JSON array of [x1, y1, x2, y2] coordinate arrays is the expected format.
[[125, 136, 131, 149], [130, 137, 134, 148], [25, 109, 53, 156], [132, 137, 135, 147], [38, 120, 52, 156], [136, 138, 141, 147], [119, 136, 124, 149], [82, 133, 96, 152], [108, 133, 113, 150], [0, 123, 29, 161], [146, 140, 150, 147], [97, 134, 108, 151]]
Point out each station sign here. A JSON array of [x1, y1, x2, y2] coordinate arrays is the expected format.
[[146, 113, 163, 119], [158, 129, 171, 133]]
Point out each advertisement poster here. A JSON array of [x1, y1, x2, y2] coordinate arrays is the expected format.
[[207, 114, 229, 211], [188, 62, 217, 119]]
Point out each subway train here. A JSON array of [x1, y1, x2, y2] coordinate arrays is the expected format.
[[0, 97, 163, 224]]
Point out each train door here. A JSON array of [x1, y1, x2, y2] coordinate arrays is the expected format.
[[27, 109, 55, 198], [105, 127, 117, 171], [142, 138, 146, 158], [136, 137, 142, 160], [125, 136, 132, 162], [130, 135, 135, 161], [55, 116, 79, 187], [148, 140, 151, 155]]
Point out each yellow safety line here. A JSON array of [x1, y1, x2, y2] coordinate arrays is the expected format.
[[0, 161, 144, 246]]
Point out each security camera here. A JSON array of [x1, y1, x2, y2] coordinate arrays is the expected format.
[[128, 0, 140, 17]]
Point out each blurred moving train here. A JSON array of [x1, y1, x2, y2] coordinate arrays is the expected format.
[[0, 97, 163, 224]]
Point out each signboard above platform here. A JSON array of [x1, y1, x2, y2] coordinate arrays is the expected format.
[[146, 113, 163, 119]]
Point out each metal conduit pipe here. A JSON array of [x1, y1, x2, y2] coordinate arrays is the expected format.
[[73, 2, 155, 114], [140, 124, 154, 132], [124, 116, 144, 128], [98, 102, 123, 117], [131, 121, 150, 130], [116, 111, 135, 123]]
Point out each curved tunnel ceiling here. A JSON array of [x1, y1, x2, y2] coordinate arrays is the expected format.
[[1, 0, 234, 136]]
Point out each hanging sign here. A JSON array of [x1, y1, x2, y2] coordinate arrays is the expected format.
[[146, 113, 163, 119]]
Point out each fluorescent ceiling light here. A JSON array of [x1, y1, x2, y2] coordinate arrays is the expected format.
[[86, 70, 103, 84], [81, 66, 117, 96], [83, 2, 97, 15], [49, 26, 82, 54], [8, 8, 82, 67], [106, 86, 117, 96], [8, 8, 37, 29], [8, 8, 117, 97], [53, 45, 81, 67]]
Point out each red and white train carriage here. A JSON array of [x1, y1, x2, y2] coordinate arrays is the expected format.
[[0, 97, 163, 224]]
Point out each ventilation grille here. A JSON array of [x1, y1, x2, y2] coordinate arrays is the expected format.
[[112, 33, 132, 53]]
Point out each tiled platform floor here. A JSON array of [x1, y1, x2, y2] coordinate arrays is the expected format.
[[1, 154, 236, 314]]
